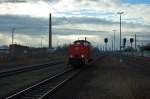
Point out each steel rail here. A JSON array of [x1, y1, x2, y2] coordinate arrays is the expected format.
[[0, 60, 63, 78], [6, 68, 79, 99]]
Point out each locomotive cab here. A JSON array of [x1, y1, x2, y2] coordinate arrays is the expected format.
[[68, 40, 92, 67]]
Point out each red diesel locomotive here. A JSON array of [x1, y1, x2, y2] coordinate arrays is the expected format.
[[68, 40, 92, 68]]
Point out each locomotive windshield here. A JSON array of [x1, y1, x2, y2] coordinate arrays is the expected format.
[[73, 40, 91, 46]]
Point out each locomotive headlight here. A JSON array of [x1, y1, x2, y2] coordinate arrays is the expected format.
[[70, 55, 73, 58], [81, 54, 84, 58]]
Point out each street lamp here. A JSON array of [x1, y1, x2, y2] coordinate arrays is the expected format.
[[117, 12, 124, 51]]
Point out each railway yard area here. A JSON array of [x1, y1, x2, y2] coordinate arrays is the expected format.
[[0, 0, 150, 99], [49, 55, 150, 99], [0, 54, 150, 99]]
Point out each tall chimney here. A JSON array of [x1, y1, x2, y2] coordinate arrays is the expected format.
[[49, 13, 52, 48]]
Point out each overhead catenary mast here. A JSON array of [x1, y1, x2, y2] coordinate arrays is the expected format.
[[49, 13, 52, 48]]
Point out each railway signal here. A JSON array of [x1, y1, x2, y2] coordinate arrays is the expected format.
[[104, 38, 108, 43], [104, 38, 108, 51], [123, 38, 126, 48], [130, 38, 134, 48]]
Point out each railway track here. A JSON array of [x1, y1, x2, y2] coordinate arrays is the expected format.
[[0, 53, 101, 78], [6, 68, 79, 99], [0, 60, 63, 78], [121, 55, 150, 66], [114, 55, 150, 72]]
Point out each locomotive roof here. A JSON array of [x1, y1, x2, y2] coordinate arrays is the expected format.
[[73, 40, 91, 45]]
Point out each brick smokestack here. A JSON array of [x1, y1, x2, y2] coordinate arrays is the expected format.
[[49, 13, 52, 48]]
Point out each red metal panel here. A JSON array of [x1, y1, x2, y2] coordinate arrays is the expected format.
[[69, 44, 91, 59]]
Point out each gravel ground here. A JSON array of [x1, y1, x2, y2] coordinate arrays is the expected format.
[[0, 64, 69, 98], [49, 55, 150, 99]]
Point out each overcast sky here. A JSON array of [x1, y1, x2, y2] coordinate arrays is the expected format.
[[0, 0, 150, 48]]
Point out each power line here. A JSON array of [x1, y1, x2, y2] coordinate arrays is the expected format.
[[46, 1, 92, 36], [46, 2, 74, 27]]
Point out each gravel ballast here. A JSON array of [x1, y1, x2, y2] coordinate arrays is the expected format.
[[49, 55, 150, 99], [0, 64, 68, 98]]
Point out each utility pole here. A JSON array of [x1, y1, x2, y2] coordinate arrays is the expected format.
[[57, 40, 59, 47], [12, 28, 15, 45], [111, 37, 113, 51], [112, 30, 116, 51], [135, 34, 137, 51], [117, 12, 124, 51], [41, 37, 43, 48]]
